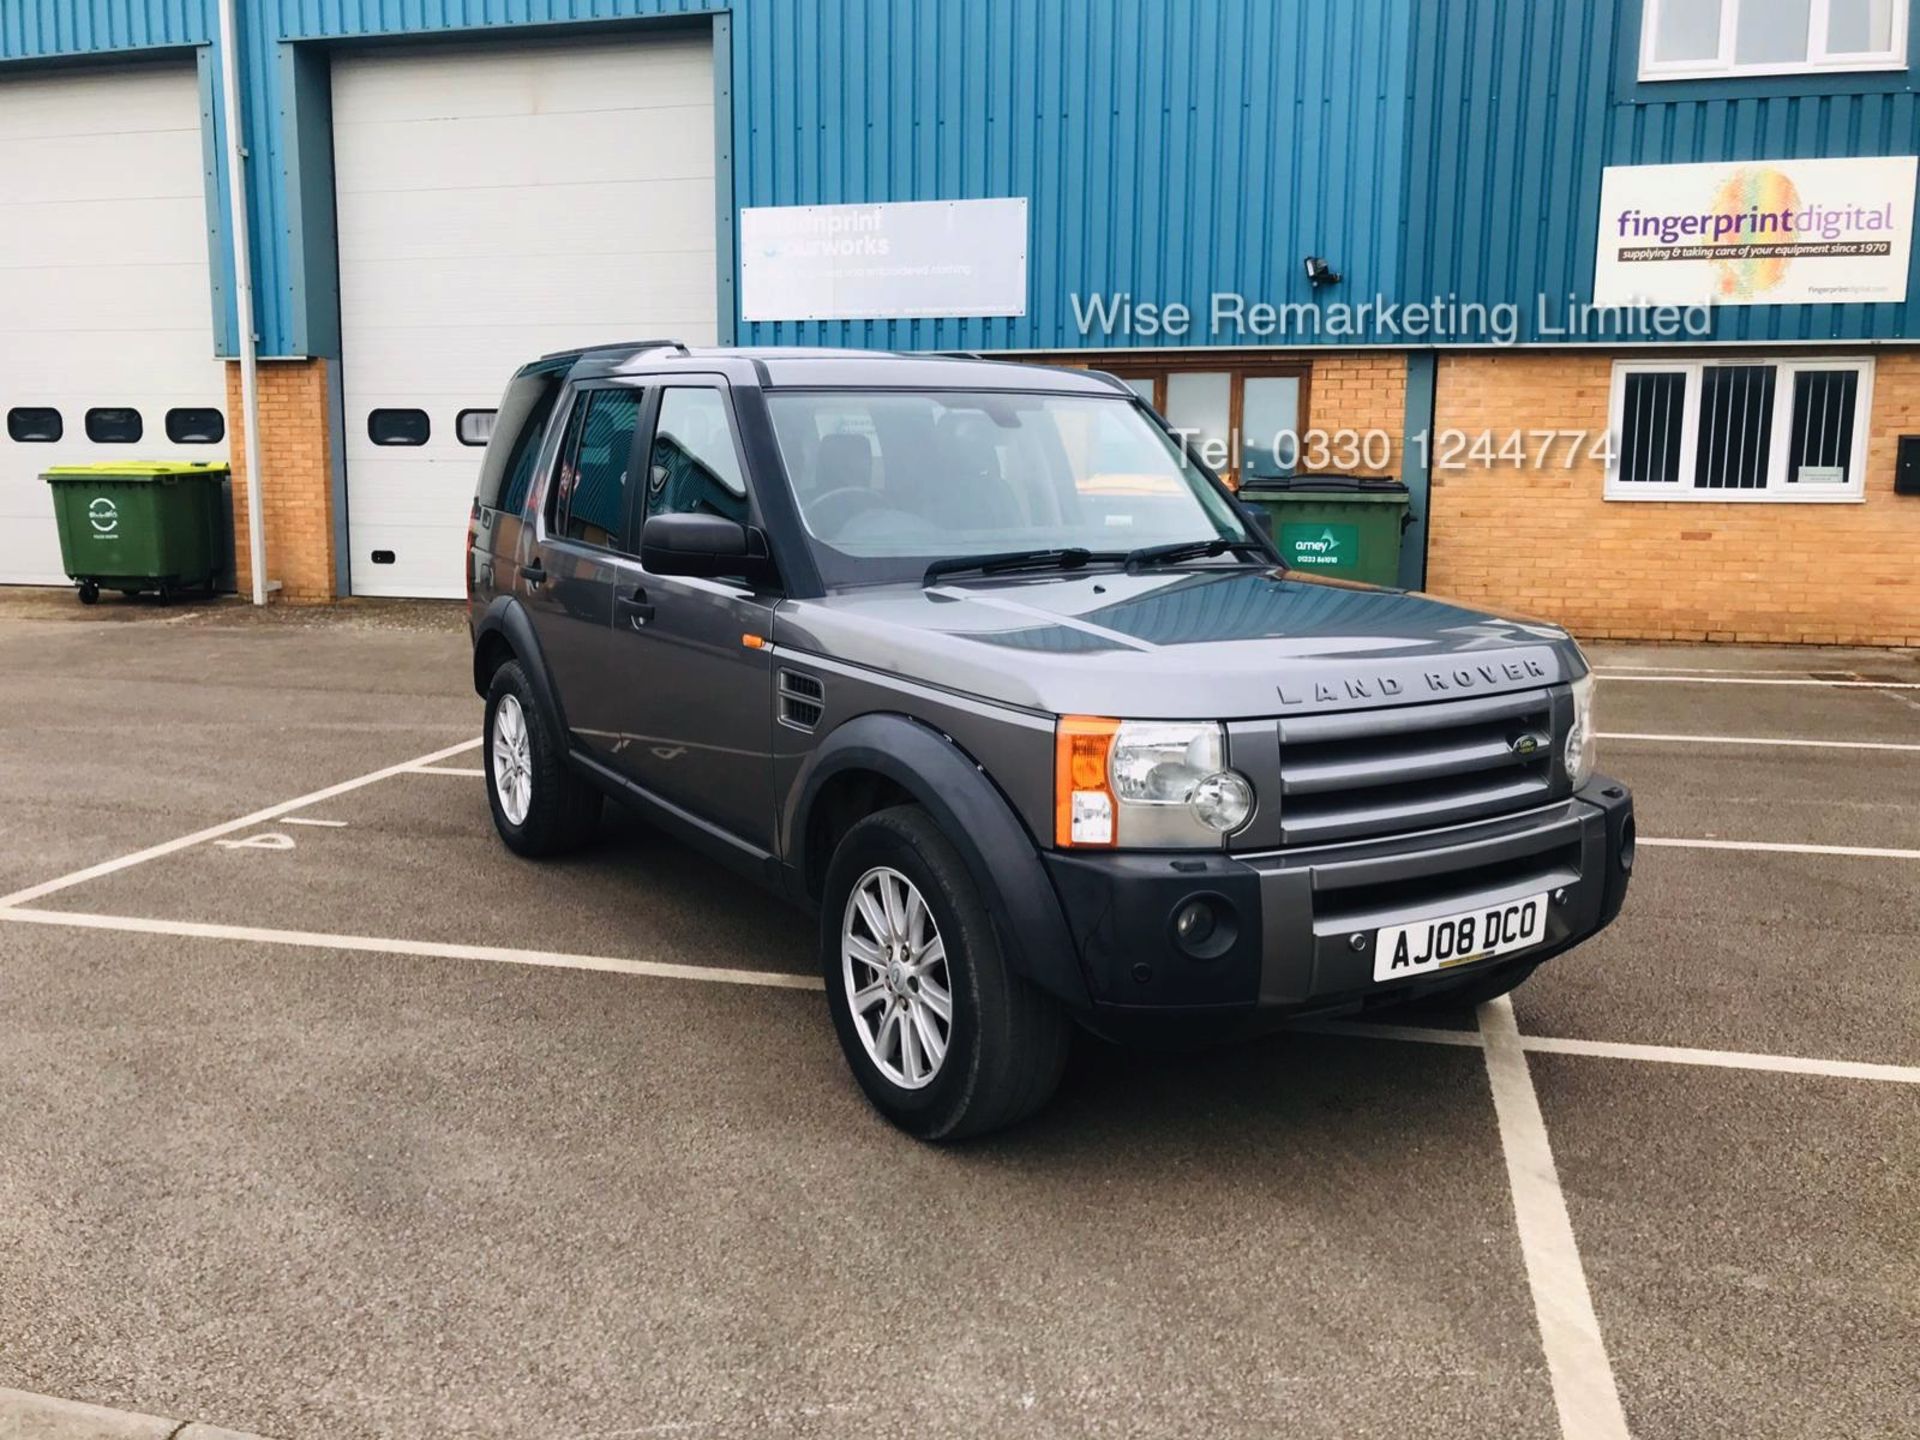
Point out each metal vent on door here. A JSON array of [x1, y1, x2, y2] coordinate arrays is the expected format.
[[778, 669, 825, 731]]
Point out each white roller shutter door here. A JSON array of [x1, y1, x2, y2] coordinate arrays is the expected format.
[[0, 65, 228, 586], [332, 33, 719, 598]]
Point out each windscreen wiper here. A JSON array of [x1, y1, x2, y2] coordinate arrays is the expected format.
[[1123, 538, 1271, 570], [924, 547, 1120, 585]]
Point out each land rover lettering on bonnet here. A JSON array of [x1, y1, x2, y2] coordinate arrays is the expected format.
[[467, 344, 1634, 1140]]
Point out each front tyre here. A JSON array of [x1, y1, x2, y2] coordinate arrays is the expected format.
[[821, 805, 1070, 1141], [483, 659, 601, 858]]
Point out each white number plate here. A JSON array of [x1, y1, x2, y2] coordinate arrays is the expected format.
[[1373, 892, 1549, 984]]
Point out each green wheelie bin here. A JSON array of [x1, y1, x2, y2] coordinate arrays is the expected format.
[[1237, 474, 1411, 586], [44, 462, 228, 604]]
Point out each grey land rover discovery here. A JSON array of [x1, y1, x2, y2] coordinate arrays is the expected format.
[[467, 343, 1634, 1139]]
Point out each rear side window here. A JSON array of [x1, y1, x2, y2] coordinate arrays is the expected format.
[[7, 407, 61, 442], [475, 371, 565, 514], [86, 407, 142, 443], [165, 408, 225, 444], [369, 408, 429, 446], [549, 387, 644, 550]]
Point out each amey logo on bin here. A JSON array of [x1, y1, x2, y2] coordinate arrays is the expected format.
[[1293, 528, 1341, 564], [87, 496, 118, 538]]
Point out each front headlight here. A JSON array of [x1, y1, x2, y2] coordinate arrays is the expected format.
[[1055, 718, 1255, 848], [1566, 671, 1597, 788]]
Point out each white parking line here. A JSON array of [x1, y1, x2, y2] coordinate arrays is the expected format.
[[1477, 995, 1630, 1440], [1597, 675, 1919, 689], [1600, 731, 1920, 753], [0, 1385, 269, 1440], [10, 902, 1907, 1089], [282, 816, 348, 828], [1518, 1035, 1920, 1086], [1641, 837, 1920, 860], [0, 908, 826, 992], [1850, 670, 1920, 715], [1315, 1018, 1920, 1084], [0, 737, 482, 909], [413, 765, 486, 777]]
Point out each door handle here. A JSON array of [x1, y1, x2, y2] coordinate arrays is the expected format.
[[616, 586, 654, 628], [519, 560, 547, 587]]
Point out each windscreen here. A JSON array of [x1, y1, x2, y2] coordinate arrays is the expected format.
[[765, 389, 1253, 587]]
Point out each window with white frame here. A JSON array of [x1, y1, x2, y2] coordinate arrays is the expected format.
[[1641, 0, 1908, 80], [1606, 357, 1873, 501]]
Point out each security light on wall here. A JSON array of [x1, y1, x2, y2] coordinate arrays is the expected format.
[[1303, 255, 1342, 288]]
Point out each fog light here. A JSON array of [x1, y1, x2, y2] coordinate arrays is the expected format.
[[1619, 815, 1636, 874], [1167, 893, 1237, 960], [1173, 899, 1217, 949]]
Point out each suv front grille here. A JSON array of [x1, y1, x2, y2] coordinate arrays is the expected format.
[[1275, 688, 1559, 846]]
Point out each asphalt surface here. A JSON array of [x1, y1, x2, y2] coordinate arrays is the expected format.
[[0, 592, 1914, 1440]]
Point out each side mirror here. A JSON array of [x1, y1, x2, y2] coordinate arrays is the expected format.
[[640, 512, 777, 586]]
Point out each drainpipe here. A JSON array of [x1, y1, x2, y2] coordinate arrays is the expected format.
[[217, 0, 269, 605]]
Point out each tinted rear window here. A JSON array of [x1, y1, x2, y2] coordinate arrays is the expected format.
[[476, 370, 566, 514]]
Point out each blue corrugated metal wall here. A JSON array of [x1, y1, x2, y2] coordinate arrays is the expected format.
[[730, 0, 1411, 352], [0, 0, 1411, 358], [0, 1, 207, 50], [1402, 0, 1920, 343], [3, 0, 1917, 356]]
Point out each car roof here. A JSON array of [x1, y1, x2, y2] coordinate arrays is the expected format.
[[546, 342, 1132, 396]]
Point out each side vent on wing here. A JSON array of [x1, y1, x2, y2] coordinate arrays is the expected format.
[[778, 669, 825, 731]]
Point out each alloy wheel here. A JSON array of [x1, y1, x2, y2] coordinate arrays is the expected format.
[[491, 692, 534, 826], [841, 865, 953, 1089]]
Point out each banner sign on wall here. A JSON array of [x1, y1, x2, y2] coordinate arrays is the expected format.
[[1594, 156, 1917, 307], [740, 198, 1028, 321]]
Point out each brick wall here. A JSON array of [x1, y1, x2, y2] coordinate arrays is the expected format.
[[1303, 350, 1407, 477], [223, 359, 336, 604], [1427, 350, 1920, 647]]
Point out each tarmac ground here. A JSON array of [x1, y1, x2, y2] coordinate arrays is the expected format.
[[0, 591, 1914, 1440]]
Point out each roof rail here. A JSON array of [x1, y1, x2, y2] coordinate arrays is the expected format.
[[537, 337, 691, 362], [1084, 368, 1137, 395]]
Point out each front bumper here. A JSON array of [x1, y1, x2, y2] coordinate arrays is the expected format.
[[1043, 777, 1634, 1044]]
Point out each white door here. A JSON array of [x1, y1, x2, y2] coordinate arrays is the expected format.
[[0, 66, 228, 586], [332, 34, 720, 598]]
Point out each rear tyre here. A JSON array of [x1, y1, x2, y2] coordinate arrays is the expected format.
[[821, 805, 1071, 1141], [483, 659, 601, 858]]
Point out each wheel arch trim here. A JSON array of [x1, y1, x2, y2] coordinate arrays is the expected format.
[[789, 712, 1089, 1009], [472, 595, 567, 736]]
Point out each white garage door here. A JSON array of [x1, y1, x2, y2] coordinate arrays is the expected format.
[[0, 66, 228, 586], [332, 34, 719, 598]]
